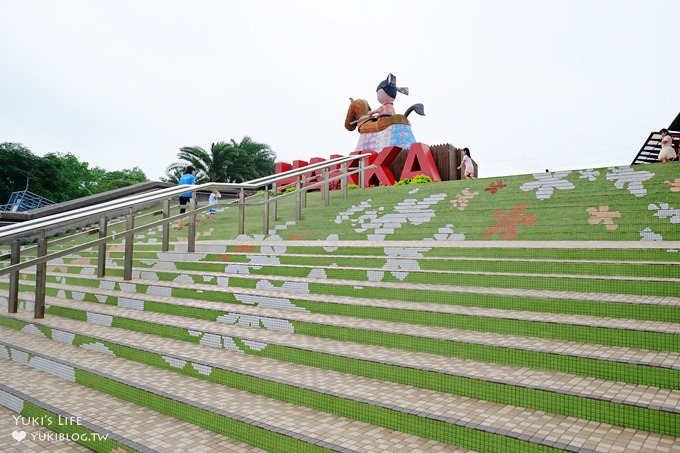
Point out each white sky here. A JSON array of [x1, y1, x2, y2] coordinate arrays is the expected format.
[[1, 0, 678, 181]]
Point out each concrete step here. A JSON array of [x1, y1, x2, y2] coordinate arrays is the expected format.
[[38, 264, 680, 308], [21, 271, 680, 334], [3, 321, 679, 452], [0, 327, 469, 452], [0, 405, 90, 452], [4, 279, 680, 391], [5, 311, 680, 423], [0, 359, 262, 452], [48, 252, 680, 279], [18, 273, 680, 361], [12, 280, 680, 369], [2, 298, 679, 439], [42, 256, 680, 297]]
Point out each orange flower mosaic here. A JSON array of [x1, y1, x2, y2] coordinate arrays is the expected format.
[[485, 180, 507, 194], [450, 188, 479, 211], [482, 203, 537, 240], [664, 179, 680, 192], [586, 205, 621, 230]]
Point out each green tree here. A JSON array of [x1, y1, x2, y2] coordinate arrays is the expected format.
[[0, 144, 93, 203], [164, 137, 276, 183], [36, 152, 93, 202], [0, 142, 148, 205], [88, 167, 148, 193], [0, 143, 39, 203]]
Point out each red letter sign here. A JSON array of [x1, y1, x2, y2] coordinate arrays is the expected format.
[[400, 143, 441, 181], [364, 146, 401, 186]]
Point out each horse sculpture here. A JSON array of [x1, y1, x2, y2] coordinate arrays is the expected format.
[[344, 98, 425, 152]]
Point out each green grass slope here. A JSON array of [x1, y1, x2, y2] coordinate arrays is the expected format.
[[221, 162, 680, 242]]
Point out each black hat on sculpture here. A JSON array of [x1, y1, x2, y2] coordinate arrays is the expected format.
[[376, 73, 409, 99]]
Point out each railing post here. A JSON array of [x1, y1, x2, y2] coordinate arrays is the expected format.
[[123, 207, 134, 281], [8, 239, 20, 313], [188, 195, 196, 253], [322, 168, 330, 207], [302, 176, 307, 209], [272, 187, 278, 222], [162, 198, 170, 252], [341, 163, 348, 199], [97, 215, 107, 278], [238, 189, 245, 235], [34, 231, 47, 318], [262, 185, 270, 234], [295, 178, 302, 221], [359, 158, 366, 189]]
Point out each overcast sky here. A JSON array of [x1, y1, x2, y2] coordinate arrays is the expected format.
[[2, 0, 678, 181]]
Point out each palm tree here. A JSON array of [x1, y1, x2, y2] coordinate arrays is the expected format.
[[227, 136, 276, 182], [163, 137, 276, 183]]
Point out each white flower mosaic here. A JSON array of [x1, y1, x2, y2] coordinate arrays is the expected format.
[[0, 387, 24, 413], [118, 282, 137, 293], [172, 274, 195, 284], [579, 169, 600, 181], [152, 261, 177, 271], [29, 355, 76, 382], [336, 194, 448, 241], [80, 342, 115, 355], [187, 331, 241, 352], [86, 312, 113, 327], [6, 347, 76, 382], [9, 349, 29, 364], [99, 280, 116, 291], [606, 166, 654, 198], [138, 271, 161, 280], [520, 171, 575, 200], [268, 220, 297, 236], [146, 285, 173, 297], [193, 363, 212, 375], [0, 297, 34, 311], [156, 252, 208, 262], [368, 247, 430, 282], [52, 330, 76, 344], [323, 234, 339, 252], [20, 324, 47, 338], [332, 193, 454, 280], [118, 298, 144, 310], [648, 202, 680, 224], [428, 224, 466, 241], [163, 356, 187, 369], [639, 227, 662, 241], [209, 235, 312, 351], [334, 200, 372, 224]]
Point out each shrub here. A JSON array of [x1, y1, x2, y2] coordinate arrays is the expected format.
[[347, 184, 359, 190], [395, 178, 411, 186], [410, 174, 432, 184]]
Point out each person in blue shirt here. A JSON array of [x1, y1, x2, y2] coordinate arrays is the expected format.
[[177, 165, 196, 230]]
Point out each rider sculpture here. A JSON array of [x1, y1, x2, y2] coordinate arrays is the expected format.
[[345, 73, 425, 152]]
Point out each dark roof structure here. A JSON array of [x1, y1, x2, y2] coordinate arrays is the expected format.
[[631, 112, 680, 164]]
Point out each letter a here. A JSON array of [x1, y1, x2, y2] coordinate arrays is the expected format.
[[399, 143, 441, 181]]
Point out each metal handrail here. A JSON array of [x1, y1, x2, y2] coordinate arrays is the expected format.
[[0, 154, 370, 241], [0, 153, 371, 318]]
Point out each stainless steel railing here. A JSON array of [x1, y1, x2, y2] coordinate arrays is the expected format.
[[0, 154, 372, 318]]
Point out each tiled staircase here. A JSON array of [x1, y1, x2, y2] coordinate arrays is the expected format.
[[1, 162, 679, 452]]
